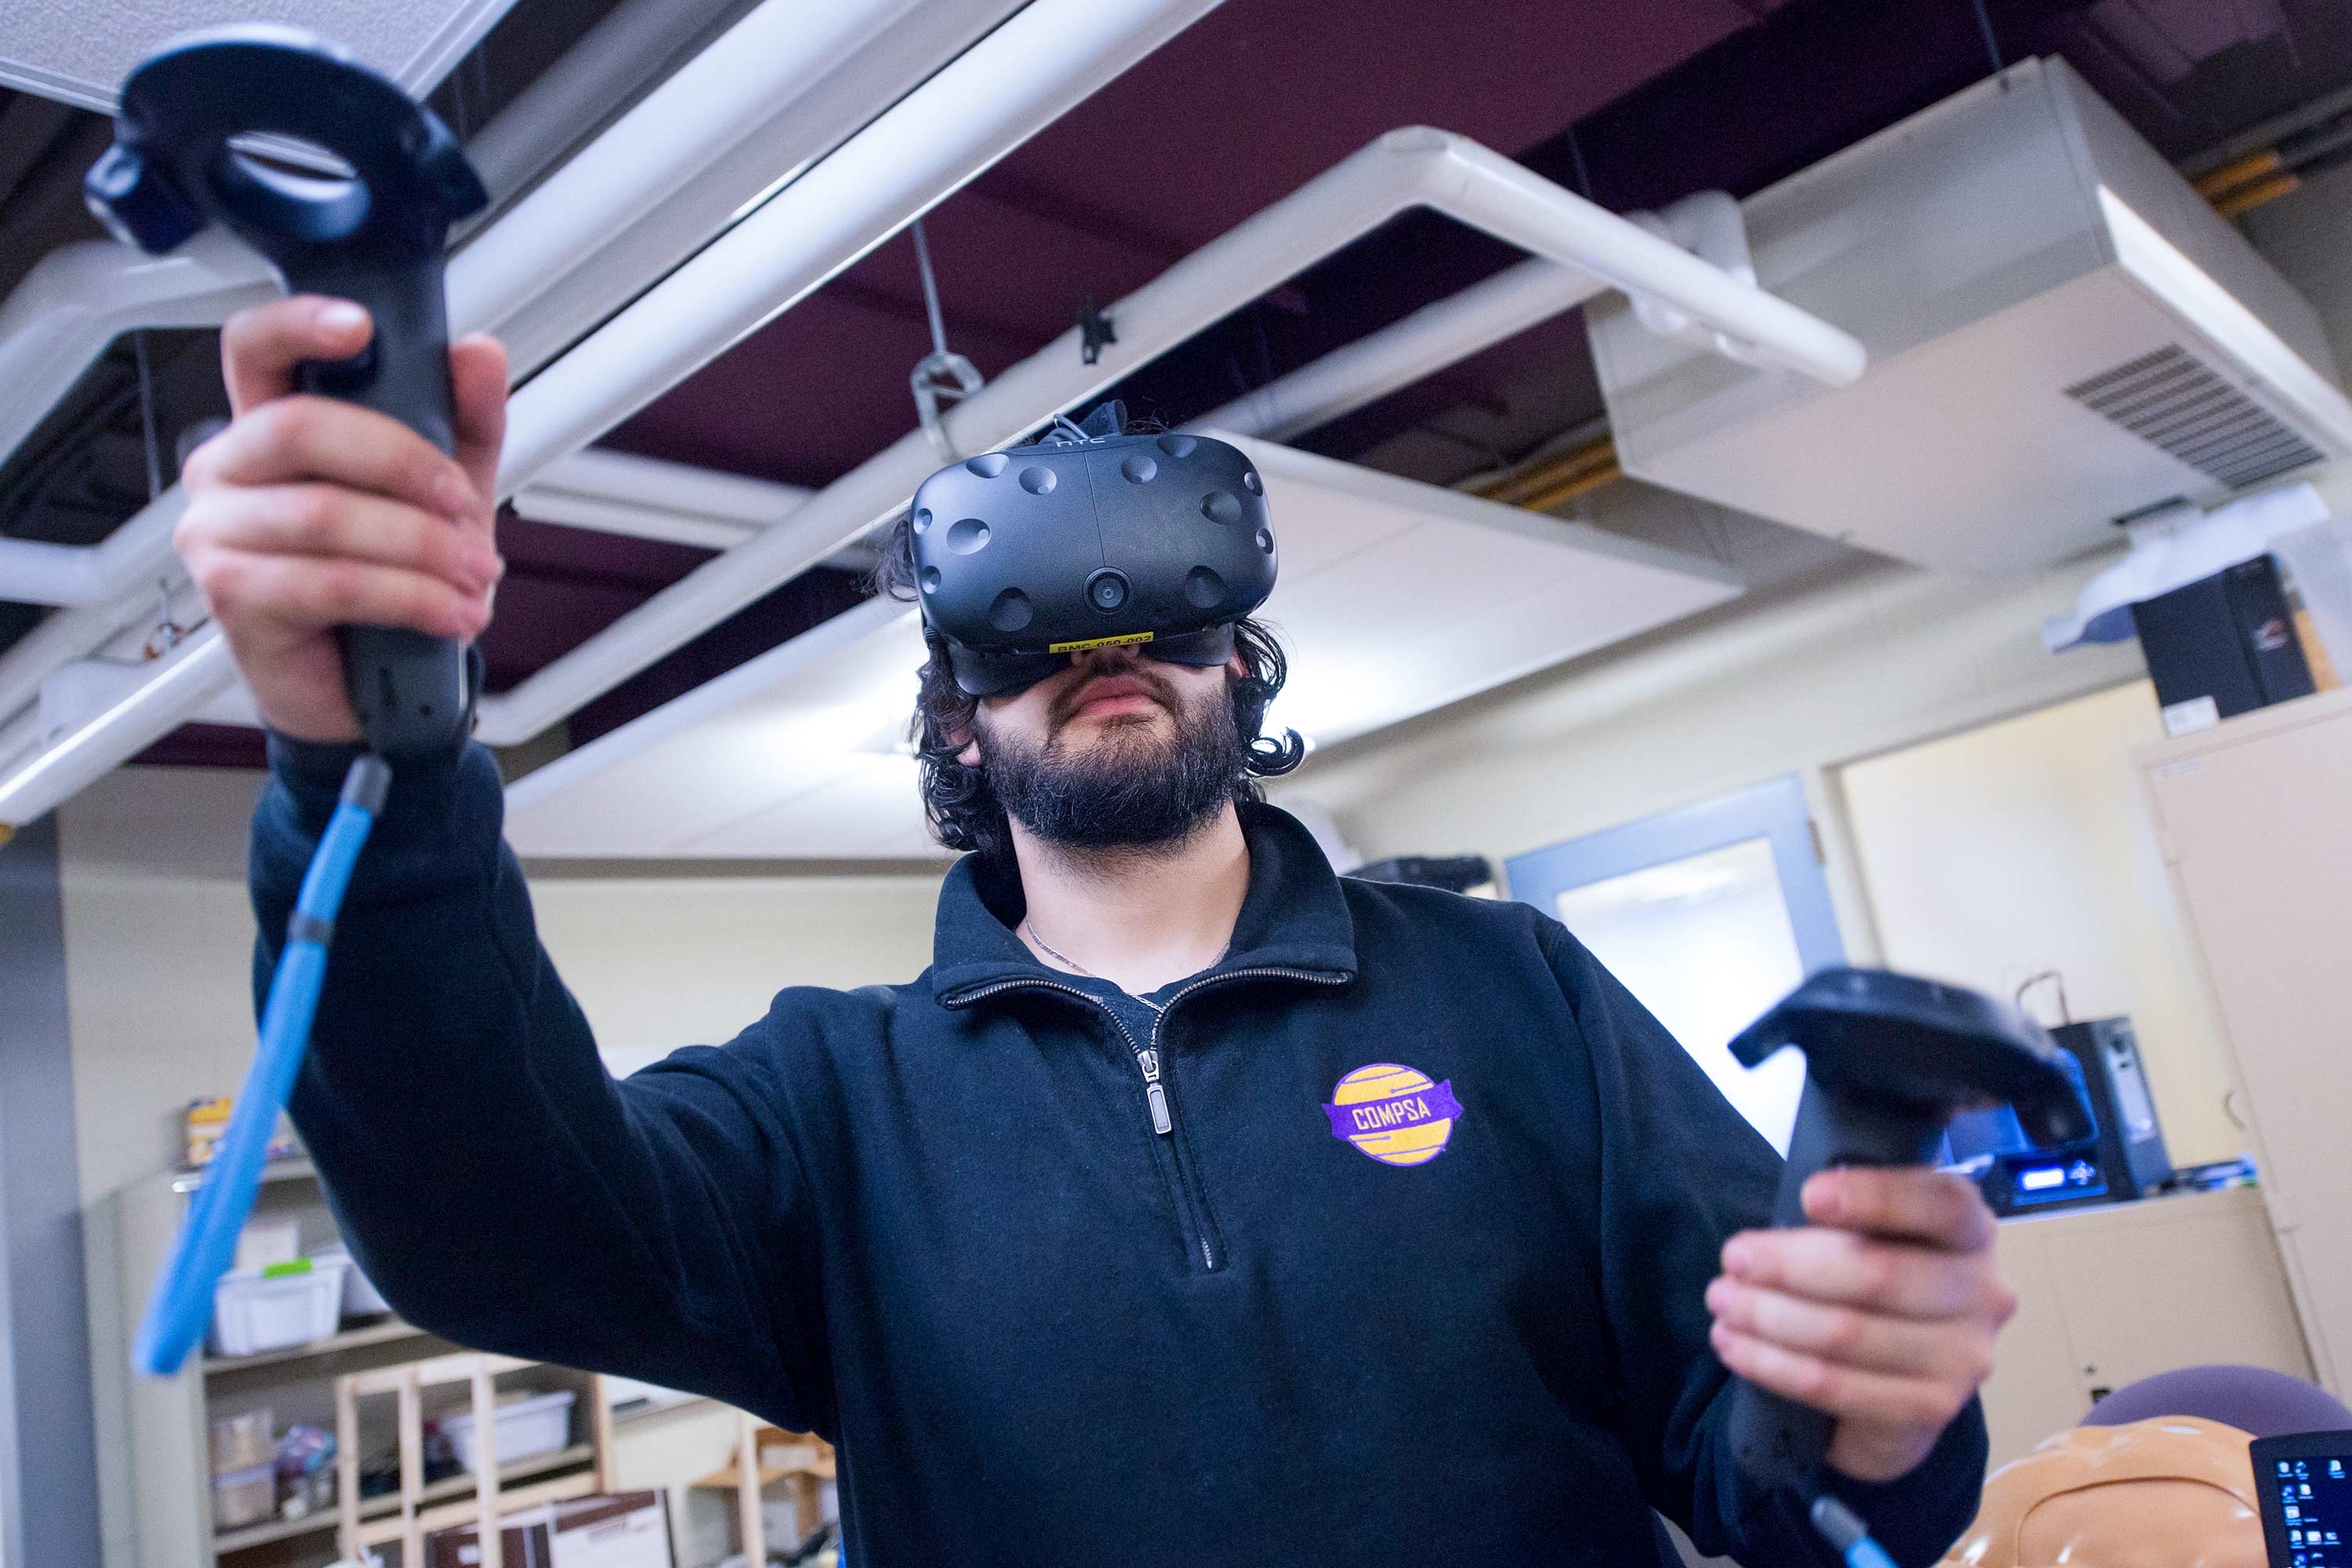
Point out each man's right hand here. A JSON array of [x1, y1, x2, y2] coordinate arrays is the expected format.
[[175, 296, 509, 744]]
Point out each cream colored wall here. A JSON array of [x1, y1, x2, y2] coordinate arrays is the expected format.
[[56, 767, 271, 1211], [55, 765, 938, 1567], [1272, 550, 2245, 1167], [1840, 680, 2241, 1168], [1276, 552, 2147, 877], [53, 764, 943, 1209], [530, 868, 939, 1074]]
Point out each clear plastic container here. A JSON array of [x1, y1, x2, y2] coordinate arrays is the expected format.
[[210, 1463, 275, 1531], [437, 1388, 575, 1472], [209, 1410, 273, 1474], [209, 1258, 347, 1358], [308, 1244, 391, 1318]]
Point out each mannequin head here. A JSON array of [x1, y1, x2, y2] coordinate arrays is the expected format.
[[1940, 1416, 2266, 1568]]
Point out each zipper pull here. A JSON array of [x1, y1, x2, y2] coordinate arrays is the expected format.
[[1138, 1048, 1173, 1135]]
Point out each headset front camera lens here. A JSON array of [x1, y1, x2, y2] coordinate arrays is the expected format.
[[1087, 570, 1130, 612]]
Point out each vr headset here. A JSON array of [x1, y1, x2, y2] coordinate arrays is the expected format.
[[909, 404, 1278, 696]]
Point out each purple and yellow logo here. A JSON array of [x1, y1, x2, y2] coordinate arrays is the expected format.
[[1323, 1062, 1463, 1167]]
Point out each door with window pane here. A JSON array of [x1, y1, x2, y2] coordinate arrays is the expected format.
[[1505, 775, 1844, 1154]]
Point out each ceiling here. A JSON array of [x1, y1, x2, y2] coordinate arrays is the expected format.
[[0, 0, 529, 111], [3, 0, 2350, 779], [502, 435, 1743, 858]]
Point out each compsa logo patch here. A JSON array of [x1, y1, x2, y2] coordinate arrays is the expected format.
[[1323, 1062, 1463, 1167]]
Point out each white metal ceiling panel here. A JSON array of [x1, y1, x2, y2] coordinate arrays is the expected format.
[[503, 438, 1742, 860], [2, 1, 524, 111]]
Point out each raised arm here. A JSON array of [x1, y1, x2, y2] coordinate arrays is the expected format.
[[250, 735, 828, 1430], [184, 298, 826, 1430]]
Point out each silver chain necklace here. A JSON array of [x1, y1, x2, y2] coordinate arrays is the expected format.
[[1020, 919, 1231, 983]]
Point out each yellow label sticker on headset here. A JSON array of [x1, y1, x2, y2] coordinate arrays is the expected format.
[[1048, 631, 1156, 653]]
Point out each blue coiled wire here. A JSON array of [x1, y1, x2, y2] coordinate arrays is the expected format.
[[134, 753, 391, 1376]]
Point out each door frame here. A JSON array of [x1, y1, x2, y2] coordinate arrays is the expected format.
[[1502, 774, 1846, 976]]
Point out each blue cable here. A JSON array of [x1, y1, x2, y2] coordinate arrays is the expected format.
[[134, 755, 392, 1376], [1811, 1493, 1900, 1568]]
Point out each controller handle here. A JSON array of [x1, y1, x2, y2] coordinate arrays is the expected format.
[[85, 26, 488, 758], [1720, 967, 2092, 1488], [292, 249, 475, 756]]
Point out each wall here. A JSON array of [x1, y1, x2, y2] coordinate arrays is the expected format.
[[1271, 550, 2252, 1167], [54, 763, 942, 1566], [53, 764, 945, 1209], [0, 815, 102, 1566], [1276, 552, 2147, 873], [1842, 680, 2241, 1168]]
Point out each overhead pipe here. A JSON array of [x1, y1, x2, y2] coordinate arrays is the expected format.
[[0, 0, 1021, 612], [0, 633, 237, 845], [0, 583, 191, 742], [491, 0, 1243, 488], [448, 0, 1025, 368], [466, 128, 1860, 744], [0, 0, 1236, 828], [1, 120, 1861, 830], [0, 0, 1060, 740], [0, 231, 273, 473], [1190, 256, 1605, 441], [458, 0, 750, 209], [0, 710, 35, 779], [514, 449, 814, 550]]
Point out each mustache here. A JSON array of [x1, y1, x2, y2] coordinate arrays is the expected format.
[[1047, 659, 1180, 729]]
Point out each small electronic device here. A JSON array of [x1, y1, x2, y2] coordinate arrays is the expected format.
[[1351, 855, 1495, 894], [2252, 1431, 2352, 1567], [1724, 967, 2092, 1488], [2056, 1016, 2173, 1196], [1945, 1049, 2108, 1213], [1946, 1014, 2172, 1214], [909, 404, 1278, 695], [2132, 554, 2318, 726]]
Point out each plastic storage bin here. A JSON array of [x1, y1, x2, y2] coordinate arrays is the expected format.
[[211, 1463, 274, 1530], [208, 1258, 347, 1358], [438, 1389, 575, 1472], [309, 1244, 391, 1318], [209, 1410, 273, 1473]]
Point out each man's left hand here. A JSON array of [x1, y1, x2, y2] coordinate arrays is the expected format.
[[1705, 1167, 2016, 1483]]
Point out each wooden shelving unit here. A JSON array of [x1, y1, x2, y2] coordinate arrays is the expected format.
[[90, 1159, 613, 1567], [691, 1417, 836, 1566], [201, 1316, 425, 1376], [209, 1512, 335, 1555]]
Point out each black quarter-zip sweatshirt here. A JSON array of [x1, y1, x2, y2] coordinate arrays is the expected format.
[[252, 737, 1986, 1566]]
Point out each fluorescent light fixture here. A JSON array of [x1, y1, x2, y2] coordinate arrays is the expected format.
[[503, 440, 1742, 859]]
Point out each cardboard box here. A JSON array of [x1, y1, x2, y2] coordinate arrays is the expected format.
[[427, 1492, 670, 1568], [549, 1493, 671, 1568]]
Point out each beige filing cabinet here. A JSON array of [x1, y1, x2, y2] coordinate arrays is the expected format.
[[1978, 1186, 2311, 1468], [2136, 687, 2352, 1399]]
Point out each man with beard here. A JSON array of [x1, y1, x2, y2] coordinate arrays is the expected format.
[[179, 299, 2010, 1566]]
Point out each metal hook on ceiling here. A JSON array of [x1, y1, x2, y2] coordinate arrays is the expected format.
[[908, 217, 985, 461]]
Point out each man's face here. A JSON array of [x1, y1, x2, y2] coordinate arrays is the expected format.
[[956, 646, 1251, 852]]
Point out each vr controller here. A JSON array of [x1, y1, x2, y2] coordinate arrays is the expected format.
[[85, 24, 488, 758], [910, 406, 1279, 695], [1724, 967, 2092, 1489]]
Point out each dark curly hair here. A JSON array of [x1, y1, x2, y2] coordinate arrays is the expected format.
[[870, 511, 1305, 862]]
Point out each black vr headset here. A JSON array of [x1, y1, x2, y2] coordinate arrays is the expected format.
[[909, 403, 1279, 696]]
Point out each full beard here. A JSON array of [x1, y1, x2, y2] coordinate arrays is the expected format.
[[977, 668, 1247, 855]]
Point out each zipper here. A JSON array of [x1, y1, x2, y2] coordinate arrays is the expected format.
[[948, 966, 1347, 1272]]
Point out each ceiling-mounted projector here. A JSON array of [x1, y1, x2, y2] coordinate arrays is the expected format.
[[1588, 57, 2352, 576]]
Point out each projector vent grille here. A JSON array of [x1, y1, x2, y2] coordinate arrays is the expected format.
[[2066, 344, 2323, 491]]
